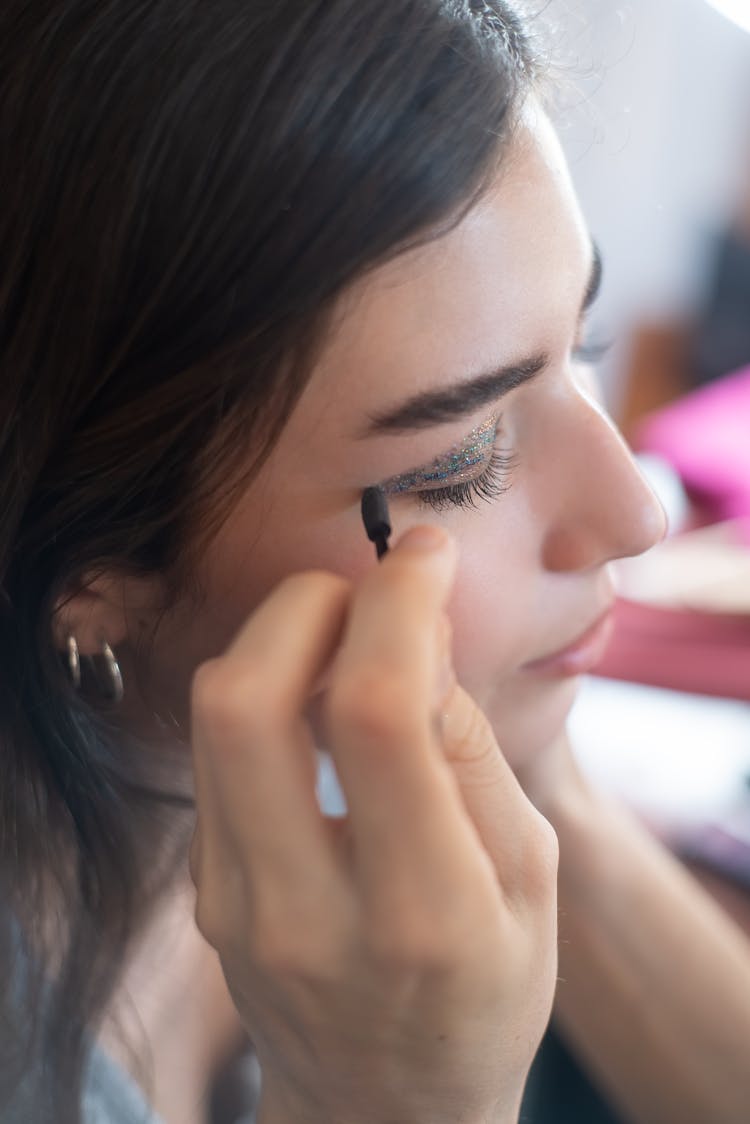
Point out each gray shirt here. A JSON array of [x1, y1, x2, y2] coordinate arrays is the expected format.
[[2, 910, 162, 1124], [2, 1039, 164, 1124]]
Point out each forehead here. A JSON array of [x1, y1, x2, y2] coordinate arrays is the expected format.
[[277, 105, 589, 469]]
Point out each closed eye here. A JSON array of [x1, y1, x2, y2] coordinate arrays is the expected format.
[[414, 447, 517, 512]]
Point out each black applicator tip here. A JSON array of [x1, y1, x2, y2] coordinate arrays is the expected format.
[[361, 486, 392, 559]]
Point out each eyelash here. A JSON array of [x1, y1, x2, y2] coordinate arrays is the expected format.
[[412, 333, 612, 514], [415, 448, 517, 513], [572, 337, 613, 364]]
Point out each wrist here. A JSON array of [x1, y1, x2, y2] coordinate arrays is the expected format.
[[258, 1106, 521, 1124], [257, 1083, 525, 1124]]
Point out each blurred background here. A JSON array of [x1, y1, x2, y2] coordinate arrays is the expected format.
[[545, 0, 750, 421], [518, 0, 750, 851], [528, 0, 750, 898], [513, 7, 750, 1118]]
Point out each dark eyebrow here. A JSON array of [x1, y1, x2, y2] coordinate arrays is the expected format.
[[359, 241, 603, 437]]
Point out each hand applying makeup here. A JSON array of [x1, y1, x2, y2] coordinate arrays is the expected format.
[[189, 521, 558, 1124]]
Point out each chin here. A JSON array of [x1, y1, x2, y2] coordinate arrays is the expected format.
[[481, 673, 581, 771]]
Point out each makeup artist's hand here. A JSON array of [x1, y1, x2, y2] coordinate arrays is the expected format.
[[188, 525, 558, 1124]]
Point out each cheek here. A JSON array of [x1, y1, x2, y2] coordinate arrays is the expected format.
[[448, 558, 530, 703], [446, 516, 535, 704], [444, 512, 578, 769]]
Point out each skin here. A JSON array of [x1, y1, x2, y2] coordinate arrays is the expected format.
[[58, 101, 670, 1123], [80, 101, 665, 762], [188, 531, 560, 1124]]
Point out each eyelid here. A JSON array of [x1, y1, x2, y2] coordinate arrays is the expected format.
[[380, 414, 499, 495], [415, 448, 516, 513]]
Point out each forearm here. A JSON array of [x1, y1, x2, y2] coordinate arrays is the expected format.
[[551, 782, 750, 1124]]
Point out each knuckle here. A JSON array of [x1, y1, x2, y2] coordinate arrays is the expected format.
[[193, 899, 216, 946], [191, 658, 287, 739], [190, 850, 239, 950], [193, 884, 230, 949], [189, 835, 248, 952], [190, 658, 226, 717], [533, 812, 560, 887], [326, 671, 422, 746], [515, 810, 559, 905]]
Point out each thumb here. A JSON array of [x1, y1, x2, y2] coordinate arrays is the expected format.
[[439, 681, 557, 897]]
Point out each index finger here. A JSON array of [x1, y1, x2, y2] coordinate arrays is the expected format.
[[190, 571, 351, 886], [324, 525, 482, 884]]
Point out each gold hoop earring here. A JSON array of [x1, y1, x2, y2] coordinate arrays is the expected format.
[[66, 634, 81, 690], [100, 640, 124, 703]]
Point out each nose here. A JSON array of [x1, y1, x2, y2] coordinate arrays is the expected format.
[[540, 386, 667, 573]]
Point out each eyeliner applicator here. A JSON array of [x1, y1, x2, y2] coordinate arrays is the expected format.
[[361, 486, 392, 559]]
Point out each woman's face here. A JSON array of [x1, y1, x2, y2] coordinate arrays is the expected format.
[[146, 104, 665, 769]]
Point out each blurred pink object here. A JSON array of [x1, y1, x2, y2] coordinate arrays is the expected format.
[[635, 365, 750, 540], [596, 598, 750, 702], [602, 372, 750, 698]]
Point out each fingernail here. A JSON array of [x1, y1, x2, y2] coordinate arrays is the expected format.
[[397, 525, 453, 554]]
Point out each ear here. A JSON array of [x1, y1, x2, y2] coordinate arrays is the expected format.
[[51, 573, 162, 657]]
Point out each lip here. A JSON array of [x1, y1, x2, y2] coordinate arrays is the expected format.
[[523, 608, 615, 677]]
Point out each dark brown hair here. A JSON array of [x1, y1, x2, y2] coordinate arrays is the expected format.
[[0, 1, 540, 1117]]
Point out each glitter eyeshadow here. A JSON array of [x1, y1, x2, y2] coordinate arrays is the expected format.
[[382, 416, 497, 494]]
